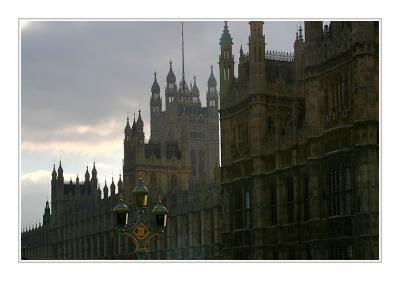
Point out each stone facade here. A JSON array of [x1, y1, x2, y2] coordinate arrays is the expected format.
[[21, 21, 379, 260], [21, 31, 222, 259], [219, 21, 379, 259]]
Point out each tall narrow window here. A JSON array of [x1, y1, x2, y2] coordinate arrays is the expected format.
[[198, 150, 205, 176], [210, 210, 215, 243], [342, 81, 347, 107], [197, 213, 202, 245], [344, 166, 352, 214], [332, 84, 335, 111], [245, 191, 250, 228], [185, 216, 190, 247], [271, 183, 277, 225], [190, 150, 197, 176], [329, 163, 352, 216], [234, 187, 243, 229], [303, 174, 310, 221], [287, 177, 294, 224]]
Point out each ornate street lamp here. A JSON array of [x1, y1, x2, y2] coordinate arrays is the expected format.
[[113, 178, 168, 260], [133, 178, 149, 209]]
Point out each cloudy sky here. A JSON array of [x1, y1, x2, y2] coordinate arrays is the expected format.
[[21, 20, 303, 228]]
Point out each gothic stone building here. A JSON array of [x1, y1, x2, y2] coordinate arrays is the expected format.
[[219, 21, 379, 259], [21, 21, 379, 261], [21, 57, 222, 260]]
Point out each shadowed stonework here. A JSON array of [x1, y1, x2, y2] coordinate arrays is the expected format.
[[21, 21, 379, 260], [219, 21, 379, 259]]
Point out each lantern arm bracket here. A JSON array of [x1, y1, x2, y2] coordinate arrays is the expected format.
[[114, 223, 136, 235]]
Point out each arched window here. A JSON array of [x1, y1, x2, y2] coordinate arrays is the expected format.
[[198, 150, 205, 176], [287, 177, 294, 223], [329, 163, 352, 216], [270, 182, 277, 225], [303, 174, 310, 221], [190, 150, 197, 176]]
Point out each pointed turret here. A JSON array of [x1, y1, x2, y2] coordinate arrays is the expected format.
[[57, 161, 64, 181], [117, 174, 123, 194], [91, 162, 98, 193], [124, 116, 132, 139], [150, 72, 162, 141], [207, 65, 218, 108], [219, 21, 234, 103], [110, 177, 116, 196], [136, 109, 143, 131], [294, 25, 305, 82], [76, 174, 79, 184], [103, 180, 109, 198], [151, 72, 161, 94], [85, 166, 90, 183], [219, 21, 233, 46], [298, 25, 303, 41], [136, 109, 145, 143], [248, 21, 266, 94], [166, 60, 176, 84], [166, 60, 177, 110], [191, 76, 200, 103], [208, 65, 217, 88], [92, 162, 97, 177], [52, 164, 57, 180]]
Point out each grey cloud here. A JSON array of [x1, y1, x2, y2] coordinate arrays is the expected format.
[[22, 21, 302, 144], [21, 21, 303, 226]]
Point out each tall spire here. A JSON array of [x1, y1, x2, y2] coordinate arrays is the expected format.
[[166, 60, 176, 84], [181, 22, 185, 88], [298, 25, 303, 41], [208, 65, 217, 88], [151, 72, 160, 93]]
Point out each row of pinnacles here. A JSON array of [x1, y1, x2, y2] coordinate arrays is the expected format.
[[151, 60, 218, 109], [21, 161, 124, 234], [51, 161, 123, 199], [304, 21, 379, 68], [124, 109, 145, 145]]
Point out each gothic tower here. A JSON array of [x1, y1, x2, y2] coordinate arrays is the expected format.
[[150, 73, 162, 141], [248, 21, 266, 94], [206, 65, 219, 179], [219, 21, 234, 102], [165, 60, 177, 111]]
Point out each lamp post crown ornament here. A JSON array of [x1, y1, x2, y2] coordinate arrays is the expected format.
[[133, 178, 148, 193], [113, 178, 168, 260], [113, 199, 129, 213], [153, 196, 168, 215]]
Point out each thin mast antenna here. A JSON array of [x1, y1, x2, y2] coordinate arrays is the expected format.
[[181, 22, 185, 88]]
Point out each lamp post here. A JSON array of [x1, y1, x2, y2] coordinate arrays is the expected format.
[[112, 178, 168, 260]]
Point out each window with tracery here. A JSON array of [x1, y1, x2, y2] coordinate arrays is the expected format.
[[329, 163, 352, 216]]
